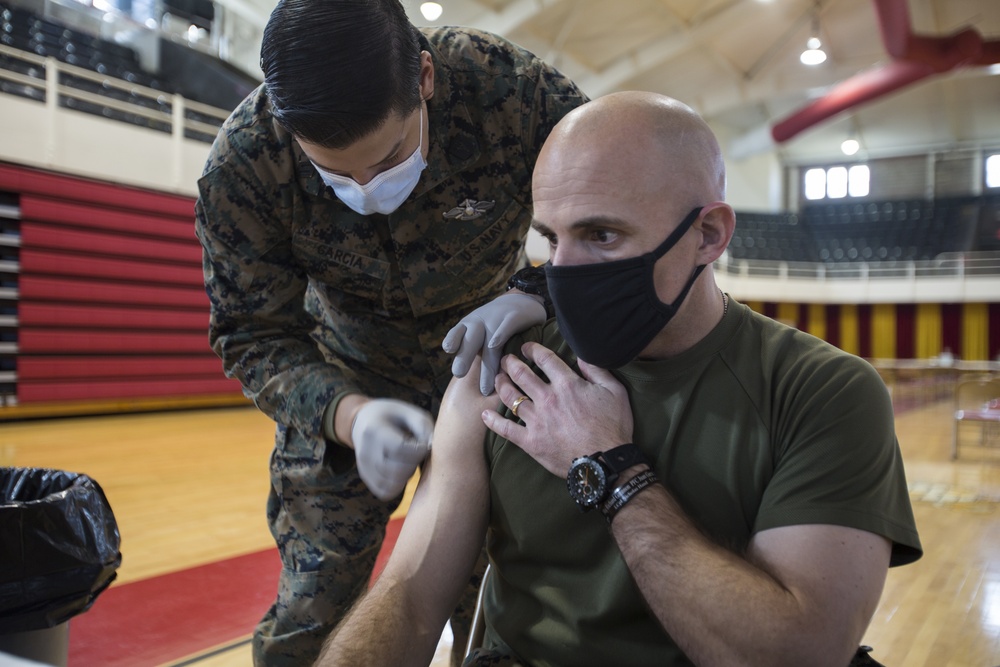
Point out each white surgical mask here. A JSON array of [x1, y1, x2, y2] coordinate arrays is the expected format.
[[314, 105, 426, 216]]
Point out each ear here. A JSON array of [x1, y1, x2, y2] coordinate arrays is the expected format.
[[695, 203, 735, 264], [419, 51, 435, 100]]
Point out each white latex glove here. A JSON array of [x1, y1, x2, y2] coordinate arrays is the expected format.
[[351, 399, 434, 501], [442, 292, 547, 396]]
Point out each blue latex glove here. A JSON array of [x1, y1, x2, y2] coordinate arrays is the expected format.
[[442, 292, 547, 395]]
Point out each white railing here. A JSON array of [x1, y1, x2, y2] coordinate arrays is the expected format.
[[714, 250, 1000, 304], [0, 43, 230, 143], [0, 41, 229, 195], [716, 250, 1000, 281]]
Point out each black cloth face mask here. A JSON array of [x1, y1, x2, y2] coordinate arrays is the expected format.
[[544, 207, 705, 369]]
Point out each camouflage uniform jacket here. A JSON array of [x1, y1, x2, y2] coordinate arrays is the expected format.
[[194, 27, 587, 442]]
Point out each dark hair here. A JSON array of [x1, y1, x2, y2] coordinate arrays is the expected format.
[[261, 0, 423, 148]]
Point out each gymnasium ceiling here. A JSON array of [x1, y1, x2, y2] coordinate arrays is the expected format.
[[225, 0, 1000, 166]]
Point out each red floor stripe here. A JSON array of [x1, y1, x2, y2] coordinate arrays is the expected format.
[[370, 515, 403, 584], [68, 517, 403, 666]]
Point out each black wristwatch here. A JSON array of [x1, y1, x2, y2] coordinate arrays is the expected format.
[[566, 443, 647, 511], [506, 265, 553, 317]]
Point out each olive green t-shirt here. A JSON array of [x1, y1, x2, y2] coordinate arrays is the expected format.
[[482, 299, 922, 666]]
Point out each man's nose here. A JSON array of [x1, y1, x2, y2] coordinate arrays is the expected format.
[[549, 245, 582, 267], [550, 246, 566, 266], [349, 168, 382, 186]]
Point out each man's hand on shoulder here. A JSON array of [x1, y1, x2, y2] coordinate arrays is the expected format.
[[481, 341, 634, 477]]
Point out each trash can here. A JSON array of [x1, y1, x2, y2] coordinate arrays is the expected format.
[[0, 468, 122, 667]]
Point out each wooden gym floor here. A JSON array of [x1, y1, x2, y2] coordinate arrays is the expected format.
[[2, 372, 999, 666]]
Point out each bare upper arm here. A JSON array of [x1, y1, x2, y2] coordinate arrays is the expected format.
[[747, 524, 892, 658], [374, 363, 498, 630]]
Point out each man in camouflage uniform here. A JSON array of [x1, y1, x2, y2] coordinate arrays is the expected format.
[[193, 0, 586, 664]]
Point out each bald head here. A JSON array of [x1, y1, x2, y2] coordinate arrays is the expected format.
[[531, 92, 735, 361], [535, 92, 726, 218]]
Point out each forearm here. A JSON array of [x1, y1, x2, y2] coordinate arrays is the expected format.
[[325, 392, 369, 447], [316, 575, 441, 667], [612, 482, 856, 667], [319, 369, 495, 666]]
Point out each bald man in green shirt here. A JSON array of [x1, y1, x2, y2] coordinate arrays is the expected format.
[[318, 91, 921, 667]]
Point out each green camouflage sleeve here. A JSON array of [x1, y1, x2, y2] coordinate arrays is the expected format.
[[520, 50, 590, 177], [195, 132, 360, 440]]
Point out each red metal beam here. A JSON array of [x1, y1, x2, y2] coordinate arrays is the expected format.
[[771, 0, 1000, 144]]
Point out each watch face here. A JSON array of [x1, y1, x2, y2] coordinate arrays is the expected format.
[[517, 266, 546, 286], [566, 457, 609, 508], [509, 266, 547, 294]]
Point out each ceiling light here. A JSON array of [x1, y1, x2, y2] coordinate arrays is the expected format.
[[841, 138, 860, 156], [800, 37, 827, 65], [801, 5, 827, 66], [420, 2, 443, 21]]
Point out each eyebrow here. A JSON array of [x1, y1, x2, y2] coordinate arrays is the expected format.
[[531, 215, 634, 236], [370, 135, 407, 169], [317, 121, 410, 176]]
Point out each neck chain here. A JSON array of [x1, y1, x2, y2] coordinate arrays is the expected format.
[[720, 289, 729, 317]]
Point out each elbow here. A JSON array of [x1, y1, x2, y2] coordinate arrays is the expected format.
[[760, 618, 866, 667], [784, 645, 859, 667], [737, 640, 857, 667]]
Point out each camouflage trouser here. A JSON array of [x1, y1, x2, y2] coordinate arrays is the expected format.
[[252, 423, 485, 667]]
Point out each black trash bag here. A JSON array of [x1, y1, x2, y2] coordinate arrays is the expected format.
[[0, 467, 122, 633]]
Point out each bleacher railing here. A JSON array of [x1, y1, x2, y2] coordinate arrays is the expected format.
[[717, 250, 1000, 281], [0, 43, 230, 143]]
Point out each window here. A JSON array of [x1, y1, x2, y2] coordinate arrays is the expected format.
[[803, 164, 870, 200], [848, 165, 870, 197], [827, 167, 848, 198], [804, 168, 826, 200], [987, 154, 1000, 189]]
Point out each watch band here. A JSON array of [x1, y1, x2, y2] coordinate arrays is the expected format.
[[506, 265, 554, 318], [600, 443, 646, 474], [600, 469, 659, 524]]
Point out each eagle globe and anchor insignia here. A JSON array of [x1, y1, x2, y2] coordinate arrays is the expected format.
[[443, 199, 496, 221]]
